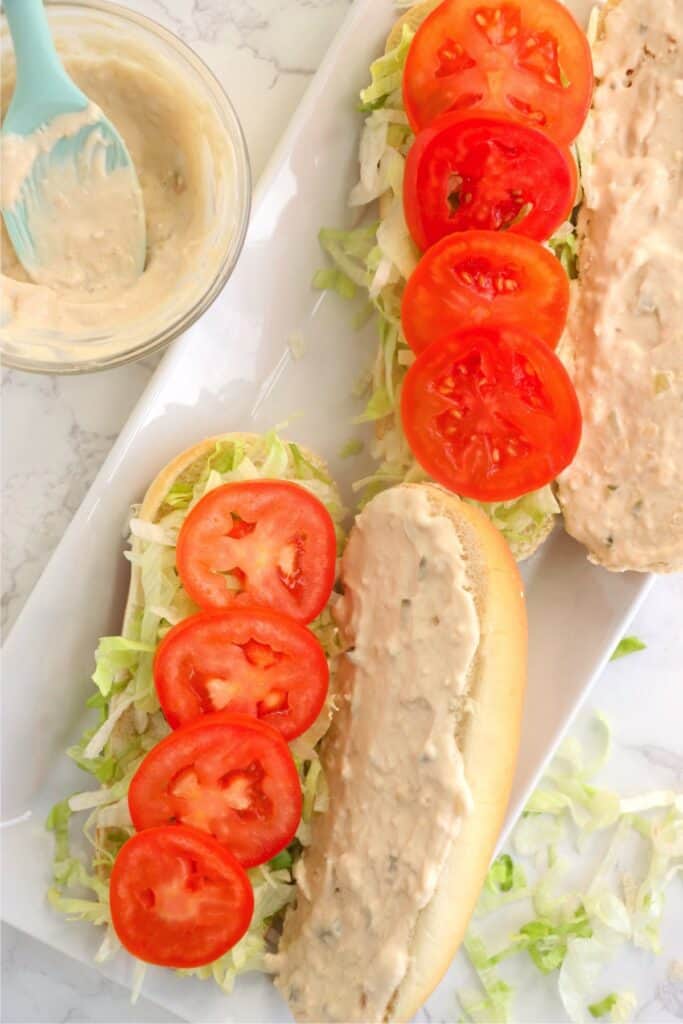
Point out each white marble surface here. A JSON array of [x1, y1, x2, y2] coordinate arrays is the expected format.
[[1, 0, 682, 1021]]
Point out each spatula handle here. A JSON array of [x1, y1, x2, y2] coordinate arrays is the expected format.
[[3, 0, 86, 131], [4, 1, 62, 84]]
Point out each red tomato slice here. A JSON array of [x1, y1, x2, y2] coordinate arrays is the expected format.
[[110, 825, 254, 968], [401, 324, 581, 501], [154, 608, 329, 740], [404, 113, 576, 250], [401, 230, 569, 352], [128, 712, 302, 867], [176, 480, 336, 624], [403, 0, 593, 144]]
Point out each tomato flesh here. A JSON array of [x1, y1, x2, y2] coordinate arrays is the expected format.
[[154, 608, 329, 740], [401, 324, 581, 501], [128, 712, 303, 867], [110, 825, 254, 968], [175, 480, 337, 624], [401, 230, 569, 352], [404, 113, 576, 250], [403, 0, 593, 144]]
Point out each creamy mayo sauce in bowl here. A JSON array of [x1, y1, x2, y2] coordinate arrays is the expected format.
[[0, 1, 250, 373], [1, 103, 147, 294]]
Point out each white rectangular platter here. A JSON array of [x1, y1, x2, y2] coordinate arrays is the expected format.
[[1, 0, 653, 1020]]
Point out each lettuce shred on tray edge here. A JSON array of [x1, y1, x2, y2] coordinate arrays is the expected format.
[[47, 433, 344, 997]]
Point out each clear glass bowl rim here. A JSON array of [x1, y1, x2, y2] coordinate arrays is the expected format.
[[1, 0, 252, 375]]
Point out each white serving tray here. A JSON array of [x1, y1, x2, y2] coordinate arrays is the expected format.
[[1, 0, 652, 1019]]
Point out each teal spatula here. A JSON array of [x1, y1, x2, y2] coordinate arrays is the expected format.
[[1, 0, 146, 291]]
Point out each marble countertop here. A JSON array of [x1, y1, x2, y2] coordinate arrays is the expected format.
[[1, 0, 682, 1021]]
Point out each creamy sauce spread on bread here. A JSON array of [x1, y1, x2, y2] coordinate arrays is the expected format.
[[272, 487, 479, 1022], [557, 0, 683, 571]]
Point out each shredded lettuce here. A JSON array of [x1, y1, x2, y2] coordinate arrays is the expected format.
[[339, 438, 364, 459], [312, 266, 357, 299], [525, 779, 621, 832], [487, 854, 525, 895], [460, 934, 513, 1023], [91, 637, 155, 699], [359, 24, 414, 111], [45, 800, 112, 925], [549, 220, 580, 279], [49, 431, 344, 996], [467, 487, 560, 557], [460, 715, 682, 1024], [610, 636, 647, 661], [476, 854, 529, 915], [588, 992, 637, 1020], [317, 225, 377, 292], [179, 865, 296, 994], [164, 481, 194, 510], [354, 386, 394, 424], [515, 906, 593, 974], [350, 110, 410, 207]]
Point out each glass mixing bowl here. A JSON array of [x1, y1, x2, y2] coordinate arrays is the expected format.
[[0, 0, 251, 373]]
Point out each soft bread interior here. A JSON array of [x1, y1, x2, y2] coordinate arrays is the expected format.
[[389, 485, 527, 1020]]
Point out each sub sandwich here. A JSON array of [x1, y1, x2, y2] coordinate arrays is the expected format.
[[49, 432, 527, 1022], [319, 0, 682, 573]]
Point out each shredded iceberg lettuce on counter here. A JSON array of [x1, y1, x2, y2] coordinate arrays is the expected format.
[[47, 432, 345, 996], [588, 992, 637, 1021], [314, 24, 564, 561], [459, 934, 514, 1023], [459, 714, 683, 1024], [610, 636, 647, 661]]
